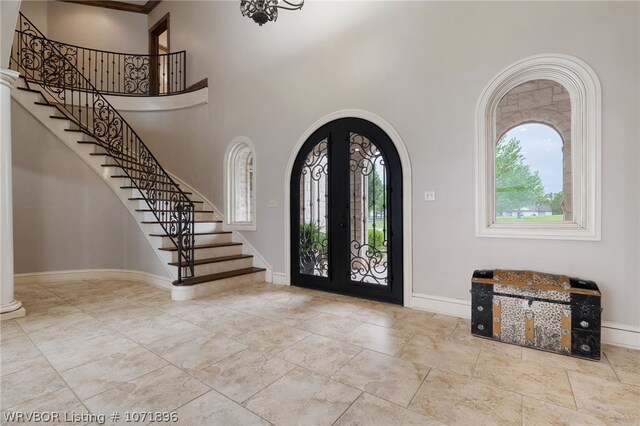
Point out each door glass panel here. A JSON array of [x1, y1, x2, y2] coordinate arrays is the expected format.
[[349, 133, 388, 285], [299, 139, 329, 277]]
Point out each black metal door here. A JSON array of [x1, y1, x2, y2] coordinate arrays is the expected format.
[[291, 118, 403, 304]]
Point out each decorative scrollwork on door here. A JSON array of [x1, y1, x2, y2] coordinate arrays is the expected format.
[[349, 133, 388, 285], [298, 139, 329, 277]]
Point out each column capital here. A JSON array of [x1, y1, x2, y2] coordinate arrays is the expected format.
[[0, 68, 20, 90]]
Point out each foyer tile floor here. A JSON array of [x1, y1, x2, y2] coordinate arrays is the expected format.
[[1, 280, 639, 426]]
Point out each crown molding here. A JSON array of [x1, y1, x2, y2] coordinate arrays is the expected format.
[[58, 0, 161, 15]]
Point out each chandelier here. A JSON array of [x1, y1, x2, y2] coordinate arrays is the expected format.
[[240, 0, 304, 26]]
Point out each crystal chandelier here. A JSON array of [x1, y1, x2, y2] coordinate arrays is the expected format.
[[240, 0, 304, 26]]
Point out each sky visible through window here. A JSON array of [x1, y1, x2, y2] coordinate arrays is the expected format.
[[503, 123, 563, 194]]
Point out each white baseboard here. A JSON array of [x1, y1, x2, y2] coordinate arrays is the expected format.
[[272, 272, 288, 285], [412, 292, 471, 319], [411, 293, 640, 350], [14, 269, 173, 291]]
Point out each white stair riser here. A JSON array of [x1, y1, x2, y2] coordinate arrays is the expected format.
[[129, 188, 193, 200], [139, 210, 216, 222], [155, 232, 233, 248], [142, 221, 222, 235], [175, 244, 243, 263], [172, 271, 266, 301], [128, 197, 203, 211], [157, 243, 242, 263], [170, 257, 254, 277]]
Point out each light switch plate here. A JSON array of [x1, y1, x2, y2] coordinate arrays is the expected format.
[[424, 191, 436, 202], [268, 200, 278, 208]]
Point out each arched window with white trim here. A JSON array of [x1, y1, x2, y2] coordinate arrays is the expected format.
[[225, 138, 256, 230], [476, 54, 601, 240]]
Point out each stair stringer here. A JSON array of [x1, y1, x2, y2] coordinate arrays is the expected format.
[[11, 79, 180, 288], [12, 79, 273, 298]]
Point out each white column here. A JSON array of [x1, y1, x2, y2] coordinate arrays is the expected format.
[[0, 68, 24, 320]]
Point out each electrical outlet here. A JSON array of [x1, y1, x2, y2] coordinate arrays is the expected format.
[[268, 200, 278, 208], [424, 191, 436, 202]]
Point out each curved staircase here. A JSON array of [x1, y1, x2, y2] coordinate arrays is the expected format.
[[10, 13, 265, 300]]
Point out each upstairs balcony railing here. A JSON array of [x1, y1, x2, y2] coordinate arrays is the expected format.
[[12, 30, 186, 96], [10, 12, 195, 283]]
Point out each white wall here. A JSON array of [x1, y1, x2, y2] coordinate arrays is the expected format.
[[11, 100, 169, 277], [1, 0, 21, 68], [19, 1, 148, 53], [136, 1, 640, 327]]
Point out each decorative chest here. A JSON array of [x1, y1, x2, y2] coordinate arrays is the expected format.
[[471, 269, 601, 360]]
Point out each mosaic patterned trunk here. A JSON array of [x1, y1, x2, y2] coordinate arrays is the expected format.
[[471, 269, 601, 360]]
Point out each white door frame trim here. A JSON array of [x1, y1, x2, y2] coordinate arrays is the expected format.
[[283, 109, 413, 307]]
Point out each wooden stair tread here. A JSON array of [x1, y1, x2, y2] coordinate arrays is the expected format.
[[176, 267, 266, 286], [121, 186, 192, 195], [158, 241, 240, 251], [150, 231, 231, 238], [128, 197, 202, 203], [141, 219, 220, 224], [168, 254, 252, 267], [17, 86, 41, 94], [34, 101, 56, 107], [111, 175, 174, 183], [49, 115, 69, 120], [136, 209, 212, 213]]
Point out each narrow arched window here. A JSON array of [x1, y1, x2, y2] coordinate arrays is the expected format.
[[225, 138, 256, 230], [476, 54, 601, 240]]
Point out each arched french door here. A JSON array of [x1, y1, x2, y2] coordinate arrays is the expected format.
[[290, 118, 403, 304]]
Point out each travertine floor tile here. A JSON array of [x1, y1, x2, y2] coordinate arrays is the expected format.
[[398, 333, 480, 377], [133, 318, 211, 351], [194, 349, 296, 403], [448, 325, 522, 358], [332, 349, 428, 407], [173, 390, 269, 426], [409, 369, 522, 425], [60, 346, 168, 399], [178, 304, 261, 337], [243, 367, 361, 426], [6, 279, 639, 426], [238, 301, 322, 326], [392, 312, 461, 338], [522, 397, 607, 425], [335, 393, 444, 426], [0, 364, 67, 409], [0, 320, 24, 340], [473, 352, 576, 409], [1, 388, 87, 424], [0, 333, 50, 377], [154, 333, 246, 373], [603, 344, 640, 386], [278, 334, 362, 376], [14, 305, 88, 334], [342, 304, 407, 327], [38, 332, 139, 372], [296, 312, 365, 340], [521, 347, 617, 380], [342, 322, 412, 356], [569, 371, 640, 425], [27, 316, 114, 347], [233, 322, 310, 354], [83, 365, 209, 419]]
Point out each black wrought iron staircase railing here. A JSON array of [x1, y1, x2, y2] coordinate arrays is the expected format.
[[13, 28, 185, 96], [10, 12, 195, 283]]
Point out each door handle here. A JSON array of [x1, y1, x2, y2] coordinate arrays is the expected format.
[[339, 223, 346, 228]]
